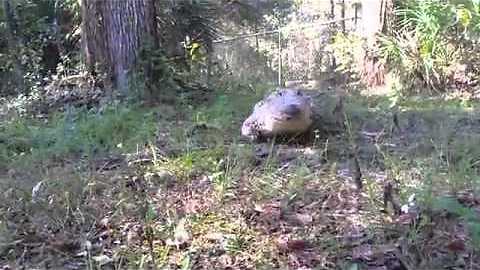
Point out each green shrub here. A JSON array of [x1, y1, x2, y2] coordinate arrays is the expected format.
[[75, 106, 157, 152], [379, 0, 480, 93], [328, 32, 365, 81], [158, 147, 225, 181]]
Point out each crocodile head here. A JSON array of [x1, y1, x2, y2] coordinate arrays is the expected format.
[[241, 88, 313, 140]]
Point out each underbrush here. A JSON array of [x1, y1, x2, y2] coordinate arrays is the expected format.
[[378, 0, 480, 95], [0, 104, 157, 169], [2, 88, 480, 269]]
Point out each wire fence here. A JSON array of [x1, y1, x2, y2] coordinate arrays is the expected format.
[[208, 5, 362, 90]]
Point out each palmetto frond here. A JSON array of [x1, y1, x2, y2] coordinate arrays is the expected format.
[[157, 0, 223, 52]]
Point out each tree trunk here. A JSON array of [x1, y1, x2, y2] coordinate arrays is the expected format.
[[340, 0, 346, 33], [329, 0, 335, 19], [380, 0, 395, 34], [80, 0, 156, 94], [361, 0, 383, 45], [3, 0, 26, 93]]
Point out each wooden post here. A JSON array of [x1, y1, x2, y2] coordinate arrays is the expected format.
[[354, 3, 359, 30], [340, 0, 346, 33], [254, 0, 259, 51], [330, 0, 335, 19], [278, 30, 282, 87], [206, 42, 212, 88]]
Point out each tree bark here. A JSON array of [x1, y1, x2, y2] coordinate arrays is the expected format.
[[80, 0, 156, 93], [361, 0, 383, 45], [3, 0, 26, 93], [329, 0, 335, 19], [340, 0, 346, 33], [380, 0, 394, 34]]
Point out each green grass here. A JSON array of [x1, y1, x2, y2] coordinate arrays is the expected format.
[[3, 85, 480, 269], [158, 147, 225, 181], [0, 104, 158, 168], [192, 91, 265, 131]]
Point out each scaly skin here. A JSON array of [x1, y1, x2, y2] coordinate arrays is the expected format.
[[241, 88, 313, 141]]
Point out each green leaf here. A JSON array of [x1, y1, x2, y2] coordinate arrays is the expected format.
[[457, 7, 472, 28], [180, 253, 192, 270], [145, 203, 157, 222]]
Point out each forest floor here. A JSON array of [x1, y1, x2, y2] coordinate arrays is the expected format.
[[1, 84, 480, 270]]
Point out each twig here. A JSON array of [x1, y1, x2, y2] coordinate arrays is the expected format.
[[351, 152, 363, 191], [383, 181, 401, 215], [391, 111, 402, 134]]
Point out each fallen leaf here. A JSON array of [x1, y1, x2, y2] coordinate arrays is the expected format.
[[205, 232, 224, 241], [92, 254, 113, 266], [276, 235, 311, 252], [284, 212, 313, 226], [395, 212, 417, 225], [254, 201, 280, 213], [287, 239, 310, 251], [447, 239, 466, 252], [49, 233, 80, 253], [99, 217, 110, 228], [31, 181, 46, 202], [166, 218, 191, 249], [184, 199, 202, 214], [352, 244, 373, 260], [254, 201, 282, 223]]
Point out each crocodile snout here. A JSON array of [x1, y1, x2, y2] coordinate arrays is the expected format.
[[278, 104, 302, 120]]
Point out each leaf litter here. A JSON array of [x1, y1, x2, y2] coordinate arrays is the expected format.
[[2, 93, 480, 269]]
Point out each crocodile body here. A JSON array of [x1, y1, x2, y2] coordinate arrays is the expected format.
[[241, 88, 313, 140]]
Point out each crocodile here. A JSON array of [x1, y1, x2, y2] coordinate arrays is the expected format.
[[241, 88, 313, 141]]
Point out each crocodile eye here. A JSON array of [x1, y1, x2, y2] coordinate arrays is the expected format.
[[296, 90, 301, 96]]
